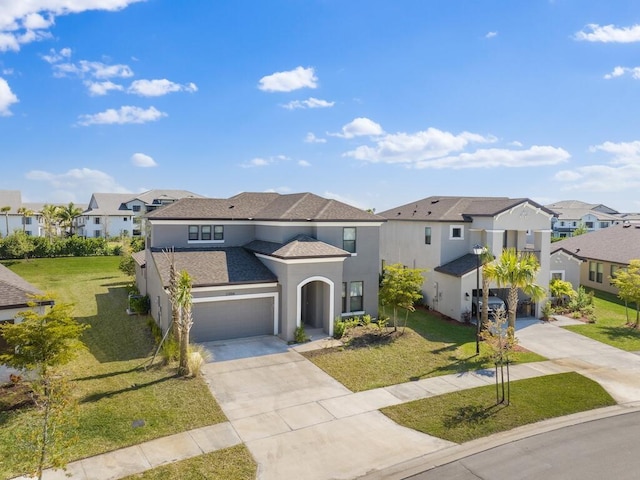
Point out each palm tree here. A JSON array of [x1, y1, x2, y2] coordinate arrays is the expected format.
[[40, 204, 61, 241], [1, 205, 10, 237], [17, 207, 35, 233], [176, 270, 194, 376], [484, 248, 546, 331], [57, 202, 83, 236]]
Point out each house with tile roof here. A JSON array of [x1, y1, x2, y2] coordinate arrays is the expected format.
[[134, 192, 385, 342], [378, 196, 555, 322], [78, 190, 204, 238], [550, 221, 640, 295], [546, 200, 623, 238]]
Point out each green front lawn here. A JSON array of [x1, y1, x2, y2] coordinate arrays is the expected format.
[[382, 372, 615, 443], [0, 257, 226, 479], [303, 309, 546, 392], [122, 445, 257, 480], [564, 289, 640, 351]]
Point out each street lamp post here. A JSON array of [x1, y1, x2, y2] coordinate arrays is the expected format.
[[473, 244, 483, 355]]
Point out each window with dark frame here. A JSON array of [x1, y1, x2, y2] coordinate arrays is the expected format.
[[132, 205, 141, 212], [424, 226, 431, 245], [214, 225, 224, 241], [188, 225, 199, 241], [596, 263, 603, 283], [201, 225, 212, 240], [343, 227, 356, 253], [342, 282, 347, 313], [94, 217, 101, 225], [349, 281, 363, 312]]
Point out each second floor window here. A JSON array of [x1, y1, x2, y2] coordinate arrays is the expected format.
[[201, 225, 212, 240], [343, 227, 356, 253], [189, 225, 224, 242], [188, 225, 199, 241], [214, 225, 224, 241], [424, 227, 431, 245], [132, 205, 141, 212], [585, 222, 594, 229], [94, 217, 101, 225]]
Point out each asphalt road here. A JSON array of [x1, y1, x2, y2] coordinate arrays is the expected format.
[[409, 410, 640, 480]]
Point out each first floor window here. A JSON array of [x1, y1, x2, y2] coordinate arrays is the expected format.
[[589, 262, 603, 283], [424, 226, 431, 245], [349, 281, 363, 312], [342, 282, 347, 313], [188, 225, 199, 241], [450, 225, 463, 239]]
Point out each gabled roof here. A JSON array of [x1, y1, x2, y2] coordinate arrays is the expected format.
[[150, 247, 277, 288], [550, 222, 640, 265], [378, 196, 553, 222], [0, 190, 22, 211], [130, 190, 204, 206], [146, 192, 384, 222], [84, 193, 136, 215], [244, 234, 350, 259], [0, 264, 47, 310]]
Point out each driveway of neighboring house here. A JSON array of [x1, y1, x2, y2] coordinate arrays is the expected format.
[[200, 336, 454, 480]]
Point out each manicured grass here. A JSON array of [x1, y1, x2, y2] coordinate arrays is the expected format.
[[302, 309, 546, 392], [122, 445, 257, 480], [564, 289, 640, 351], [382, 372, 616, 443], [0, 257, 226, 479]]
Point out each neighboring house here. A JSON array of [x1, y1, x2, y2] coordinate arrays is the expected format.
[[134, 192, 385, 343], [550, 221, 640, 295], [0, 264, 53, 352], [546, 200, 622, 238], [78, 193, 137, 238], [0, 190, 27, 237], [378, 196, 554, 321], [78, 190, 204, 238]]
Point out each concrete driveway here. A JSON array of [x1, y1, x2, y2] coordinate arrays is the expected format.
[[201, 336, 454, 480]]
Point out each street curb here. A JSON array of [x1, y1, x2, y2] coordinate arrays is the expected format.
[[357, 402, 640, 479]]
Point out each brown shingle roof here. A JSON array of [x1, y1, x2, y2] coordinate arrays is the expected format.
[[150, 248, 277, 288], [0, 264, 45, 310], [245, 235, 350, 259], [146, 192, 384, 222], [378, 196, 553, 222], [551, 222, 640, 265]]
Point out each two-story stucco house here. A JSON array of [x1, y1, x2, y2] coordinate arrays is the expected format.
[[379, 196, 554, 321], [546, 200, 622, 238], [134, 192, 385, 343]]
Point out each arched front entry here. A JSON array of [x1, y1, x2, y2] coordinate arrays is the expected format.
[[296, 276, 334, 337]]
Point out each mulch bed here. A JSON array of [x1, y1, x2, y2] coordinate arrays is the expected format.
[[0, 381, 35, 412]]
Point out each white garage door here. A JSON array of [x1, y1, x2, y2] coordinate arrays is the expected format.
[[191, 297, 274, 342]]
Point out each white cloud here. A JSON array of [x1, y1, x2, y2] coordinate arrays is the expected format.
[[282, 97, 334, 110], [242, 157, 270, 168], [0, 78, 19, 116], [331, 117, 384, 139], [554, 140, 640, 192], [574, 23, 640, 43], [509, 140, 524, 147], [25, 167, 130, 202], [604, 66, 640, 80], [42, 47, 71, 64], [264, 186, 292, 194], [485, 31, 498, 39], [305, 132, 326, 143], [413, 145, 570, 169], [323, 191, 367, 209], [85, 80, 124, 96], [344, 126, 496, 163], [128, 79, 198, 97], [258, 66, 318, 92], [130, 153, 157, 167], [0, 0, 144, 52], [298, 160, 311, 167], [53, 59, 134, 79], [77, 106, 167, 126]]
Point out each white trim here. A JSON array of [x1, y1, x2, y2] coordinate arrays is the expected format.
[[192, 292, 279, 336], [341, 310, 364, 317], [150, 219, 384, 227], [187, 240, 224, 245], [255, 253, 348, 265], [193, 283, 278, 293], [449, 224, 464, 240], [296, 276, 335, 337]]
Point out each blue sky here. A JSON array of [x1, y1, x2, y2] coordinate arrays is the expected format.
[[1, 1, 640, 213]]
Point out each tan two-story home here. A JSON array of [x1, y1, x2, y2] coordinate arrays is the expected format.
[[379, 196, 554, 321], [134, 192, 385, 343]]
